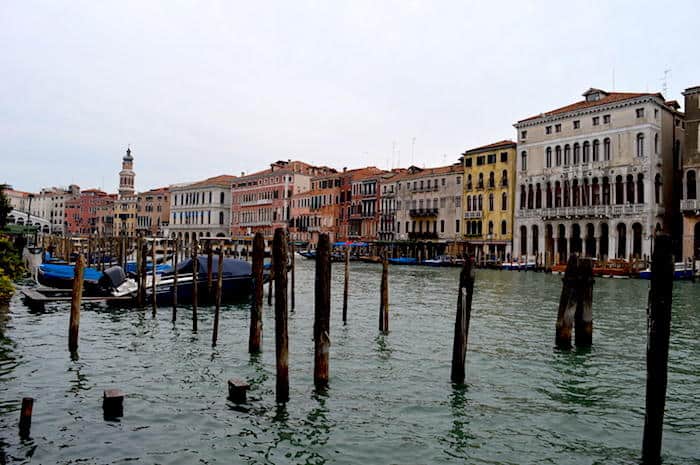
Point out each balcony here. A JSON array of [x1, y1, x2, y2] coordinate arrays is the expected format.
[[239, 220, 272, 227], [409, 208, 439, 217], [464, 211, 482, 219], [411, 185, 439, 192], [240, 198, 273, 207], [520, 204, 648, 220], [681, 199, 699, 211], [408, 232, 438, 240]]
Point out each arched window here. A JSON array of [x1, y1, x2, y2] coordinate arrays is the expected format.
[[467, 174, 472, 190], [654, 134, 659, 154], [535, 183, 542, 209], [574, 143, 581, 164], [555, 181, 562, 207], [564, 144, 571, 165], [654, 173, 661, 203], [615, 175, 624, 204], [626, 174, 635, 204], [520, 185, 526, 209], [219, 211, 225, 224], [546, 147, 552, 168], [592, 140, 600, 162], [489, 172, 495, 188], [489, 193, 494, 211], [546, 182, 552, 208], [478, 173, 484, 189], [688, 170, 697, 200], [637, 174, 645, 203], [521, 151, 527, 171], [501, 192, 508, 210], [220, 192, 225, 204], [502, 169, 508, 187], [501, 220, 507, 235], [488, 221, 494, 235], [478, 195, 483, 210], [636, 133, 645, 157], [603, 138, 611, 161], [527, 184, 534, 209], [555, 146, 562, 166], [563, 180, 570, 207]]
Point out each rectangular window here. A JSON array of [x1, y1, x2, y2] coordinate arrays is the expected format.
[[592, 116, 599, 126], [456, 176, 461, 185], [636, 108, 645, 118], [476, 156, 485, 166], [455, 219, 460, 233], [521, 130, 527, 139], [500, 152, 508, 162], [573, 120, 580, 129], [545, 126, 552, 134], [487, 154, 496, 164], [440, 220, 445, 233], [441, 178, 446, 185], [603, 114, 611, 124], [654, 109, 659, 118], [555, 124, 561, 133], [465, 157, 472, 167]]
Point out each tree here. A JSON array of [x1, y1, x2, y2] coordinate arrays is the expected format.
[[0, 184, 11, 229]]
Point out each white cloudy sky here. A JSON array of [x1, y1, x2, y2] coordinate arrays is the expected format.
[[2, 0, 698, 192]]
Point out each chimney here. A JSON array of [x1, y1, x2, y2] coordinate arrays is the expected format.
[[343, 167, 347, 172]]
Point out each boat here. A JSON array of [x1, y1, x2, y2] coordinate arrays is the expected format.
[[36, 263, 138, 297], [358, 255, 382, 263], [298, 250, 316, 259], [422, 255, 462, 267], [124, 261, 173, 275], [388, 257, 418, 265], [148, 256, 253, 303], [638, 262, 695, 280]]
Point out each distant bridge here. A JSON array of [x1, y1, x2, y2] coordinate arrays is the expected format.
[[6, 209, 52, 233]]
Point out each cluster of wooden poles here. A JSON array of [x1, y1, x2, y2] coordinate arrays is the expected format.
[[27, 231, 678, 463]]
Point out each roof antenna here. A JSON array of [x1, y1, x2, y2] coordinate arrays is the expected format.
[[661, 68, 671, 96]]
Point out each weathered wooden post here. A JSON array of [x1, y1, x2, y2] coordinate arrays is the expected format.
[[342, 245, 349, 324], [290, 240, 295, 311], [206, 240, 214, 297], [19, 397, 33, 439], [135, 236, 143, 305], [268, 241, 274, 306], [227, 378, 250, 404], [69, 254, 84, 353], [212, 243, 224, 347], [140, 240, 148, 307], [250, 233, 264, 353], [314, 234, 331, 388], [273, 228, 289, 403], [172, 238, 179, 322], [574, 258, 594, 347], [151, 238, 157, 316], [642, 234, 674, 465], [451, 259, 475, 384], [555, 255, 579, 349], [192, 238, 199, 332], [379, 250, 389, 333], [103, 389, 124, 418]]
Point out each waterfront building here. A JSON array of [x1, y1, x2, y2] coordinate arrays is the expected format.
[[681, 85, 700, 259], [94, 196, 117, 236], [348, 167, 388, 241], [231, 160, 335, 239], [65, 189, 114, 235], [33, 184, 80, 235], [461, 140, 516, 260], [380, 164, 463, 253], [169, 175, 236, 244], [136, 187, 170, 236], [513, 88, 685, 263], [113, 148, 138, 237], [2, 186, 52, 234]]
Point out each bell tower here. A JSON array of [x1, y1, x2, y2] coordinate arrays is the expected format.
[[119, 146, 135, 197]]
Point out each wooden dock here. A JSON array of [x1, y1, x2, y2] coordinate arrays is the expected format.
[[20, 287, 133, 305]]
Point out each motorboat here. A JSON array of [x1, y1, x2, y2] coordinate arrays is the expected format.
[[638, 262, 695, 280], [388, 257, 418, 265]]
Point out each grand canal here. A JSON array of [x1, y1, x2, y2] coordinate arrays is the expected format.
[[0, 260, 698, 464]]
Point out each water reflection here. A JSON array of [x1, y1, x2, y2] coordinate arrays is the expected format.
[[443, 385, 475, 459]]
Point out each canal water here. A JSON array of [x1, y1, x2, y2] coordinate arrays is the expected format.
[[0, 260, 698, 464]]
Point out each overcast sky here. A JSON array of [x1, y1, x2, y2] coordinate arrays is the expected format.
[[2, 0, 698, 193]]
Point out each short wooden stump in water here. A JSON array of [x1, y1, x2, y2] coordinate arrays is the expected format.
[[227, 378, 250, 404], [103, 389, 124, 418]]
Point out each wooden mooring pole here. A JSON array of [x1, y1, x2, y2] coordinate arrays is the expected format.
[[151, 239, 157, 316], [379, 250, 389, 333], [272, 228, 289, 403], [268, 242, 274, 306], [172, 238, 179, 322], [555, 255, 579, 349], [290, 240, 295, 311], [249, 233, 264, 353], [314, 234, 331, 388], [212, 243, 224, 347], [69, 254, 84, 353], [192, 238, 199, 332], [642, 234, 674, 464], [342, 246, 349, 324], [136, 236, 143, 306], [574, 258, 594, 347], [451, 258, 475, 384], [207, 241, 214, 296], [19, 397, 33, 439]]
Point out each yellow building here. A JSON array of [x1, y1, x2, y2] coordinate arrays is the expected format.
[[461, 140, 517, 261]]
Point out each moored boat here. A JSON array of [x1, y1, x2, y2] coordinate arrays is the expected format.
[[388, 257, 418, 265], [638, 262, 695, 280]]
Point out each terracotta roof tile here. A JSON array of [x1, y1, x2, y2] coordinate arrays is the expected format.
[[462, 140, 516, 155], [518, 91, 660, 123]]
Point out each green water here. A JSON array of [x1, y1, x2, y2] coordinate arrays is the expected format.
[[0, 262, 698, 464]]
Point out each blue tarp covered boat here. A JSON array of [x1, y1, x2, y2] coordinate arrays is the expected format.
[[388, 257, 418, 265], [37, 263, 104, 292]]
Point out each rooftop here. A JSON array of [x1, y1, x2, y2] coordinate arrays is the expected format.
[[462, 140, 516, 155]]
